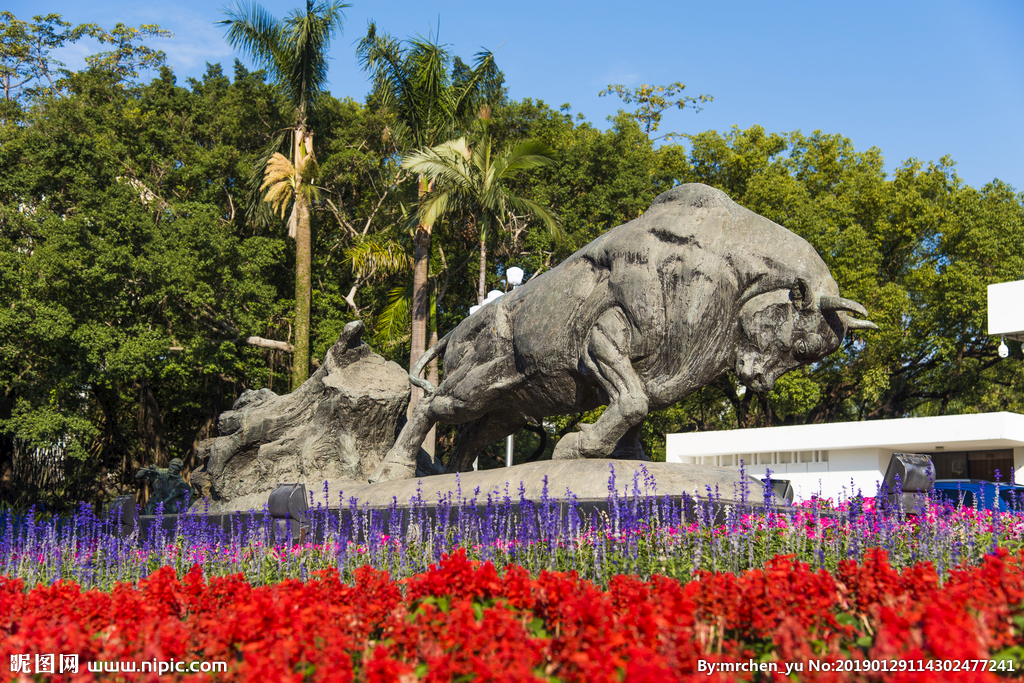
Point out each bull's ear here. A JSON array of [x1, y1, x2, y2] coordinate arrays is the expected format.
[[789, 280, 810, 310]]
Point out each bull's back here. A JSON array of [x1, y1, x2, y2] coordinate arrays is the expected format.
[[509, 251, 615, 371], [508, 185, 744, 389], [441, 183, 835, 412]]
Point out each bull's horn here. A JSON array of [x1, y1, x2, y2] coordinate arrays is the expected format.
[[819, 295, 869, 318], [844, 318, 879, 331]]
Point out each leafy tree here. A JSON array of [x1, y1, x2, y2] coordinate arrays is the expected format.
[[357, 25, 503, 458], [682, 126, 1024, 428], [0, 12, 170, 117], [3, 8, 1023, 506], [1, 12, 84, 103], [83, 23, 173, 82], [599, 81, 712, 141], [220, 0, 348, 388], [0, 58, 296, 509], [518, 110, 664, 260]]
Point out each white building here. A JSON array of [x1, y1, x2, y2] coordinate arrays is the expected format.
[[666, 412, 1024, 502], [666, 279, 1024, 502]]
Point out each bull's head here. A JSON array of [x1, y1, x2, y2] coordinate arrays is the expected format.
[[735, 282, 877, 393]]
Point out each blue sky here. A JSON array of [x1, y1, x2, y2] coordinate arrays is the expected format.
[[10, 0, 1024, 191]]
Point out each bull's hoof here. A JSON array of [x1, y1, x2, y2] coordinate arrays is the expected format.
[[369, 450, 417, 483], [551, 432, 585, 460]]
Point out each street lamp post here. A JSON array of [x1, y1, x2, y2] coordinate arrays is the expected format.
[[503, 267, 524, 467], [466, 266, 525, 470]]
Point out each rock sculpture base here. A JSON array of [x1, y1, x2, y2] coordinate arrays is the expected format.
[[191, 321, 411, 508]]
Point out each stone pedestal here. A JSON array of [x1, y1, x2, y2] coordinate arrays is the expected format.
[[191, 321, 410, 510]]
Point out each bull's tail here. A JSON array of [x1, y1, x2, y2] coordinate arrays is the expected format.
[[409, 330, 455, 397]]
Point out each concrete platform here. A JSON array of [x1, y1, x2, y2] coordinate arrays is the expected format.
[[196, 459, 773, 513]]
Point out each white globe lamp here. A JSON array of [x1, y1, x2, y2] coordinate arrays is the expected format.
[[506, 266, 524, 287]]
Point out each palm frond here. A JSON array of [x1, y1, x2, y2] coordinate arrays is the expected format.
[[495, 139, 558, 176], [357, 23, 409, 106], [504, 194, 563, 243], [219, 2, 285, 80], [472, 137, 491, 185], [222, 1, 345, 119], [438, 137, 472, 162], [402, 142, 474, 189], [358, 25, 501, 153], [281, 0, 348, 114], [405, 37, 453, 146], [373, 284, 412, 349], [244, 129, 289, 227], [417, 191, 455, 228], [449, 49, 502, 124], [357, 24, 419, 147], [344, 235, 412, 278]]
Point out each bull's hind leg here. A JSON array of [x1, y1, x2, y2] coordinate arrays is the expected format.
[[553, 308, 650, 461], [371, 354, 520, 483], [369, 394, 437, 483]]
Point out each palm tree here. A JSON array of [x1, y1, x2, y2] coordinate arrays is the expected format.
[[402, 119, 561, 303], [220, 0, 348, 389], [357, 23, 501, 392]]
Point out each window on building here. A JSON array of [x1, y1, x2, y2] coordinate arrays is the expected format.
[[928, 449, 1013, 482]]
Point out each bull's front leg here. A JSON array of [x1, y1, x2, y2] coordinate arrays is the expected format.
[[369, 393, 436, 483], [553, 308, 650, 461]]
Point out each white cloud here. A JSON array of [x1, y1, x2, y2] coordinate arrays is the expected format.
[[598, 69, 641, 88], [159, 17, 236, 74]]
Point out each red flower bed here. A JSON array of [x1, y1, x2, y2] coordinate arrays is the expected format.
[[1, 549, 1022, 681]]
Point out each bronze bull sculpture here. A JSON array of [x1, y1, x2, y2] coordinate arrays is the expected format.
[[371, 183, 876, 483]]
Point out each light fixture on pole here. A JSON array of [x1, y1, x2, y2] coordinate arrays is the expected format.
[[464, 269, 525, 469], [504, 267, 525, 467], [999, 337, 1009, 359], [506, 266, 524, 288]]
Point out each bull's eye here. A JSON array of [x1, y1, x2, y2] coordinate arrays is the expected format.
[[795, 340, 808, 357], [789, 280, 810, 310]]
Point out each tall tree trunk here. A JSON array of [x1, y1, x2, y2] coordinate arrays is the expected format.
[[291, 126, 314, 389], [423, 326, 439, 458], [292, 192, 312, 389], [92, 383, 133, 489], [409, 175, 432, 413], [477, 227, 487, 304], [135, 378, 168, 466]]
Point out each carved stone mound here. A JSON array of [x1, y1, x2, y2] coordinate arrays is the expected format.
[[192, 321, 410, 509]]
